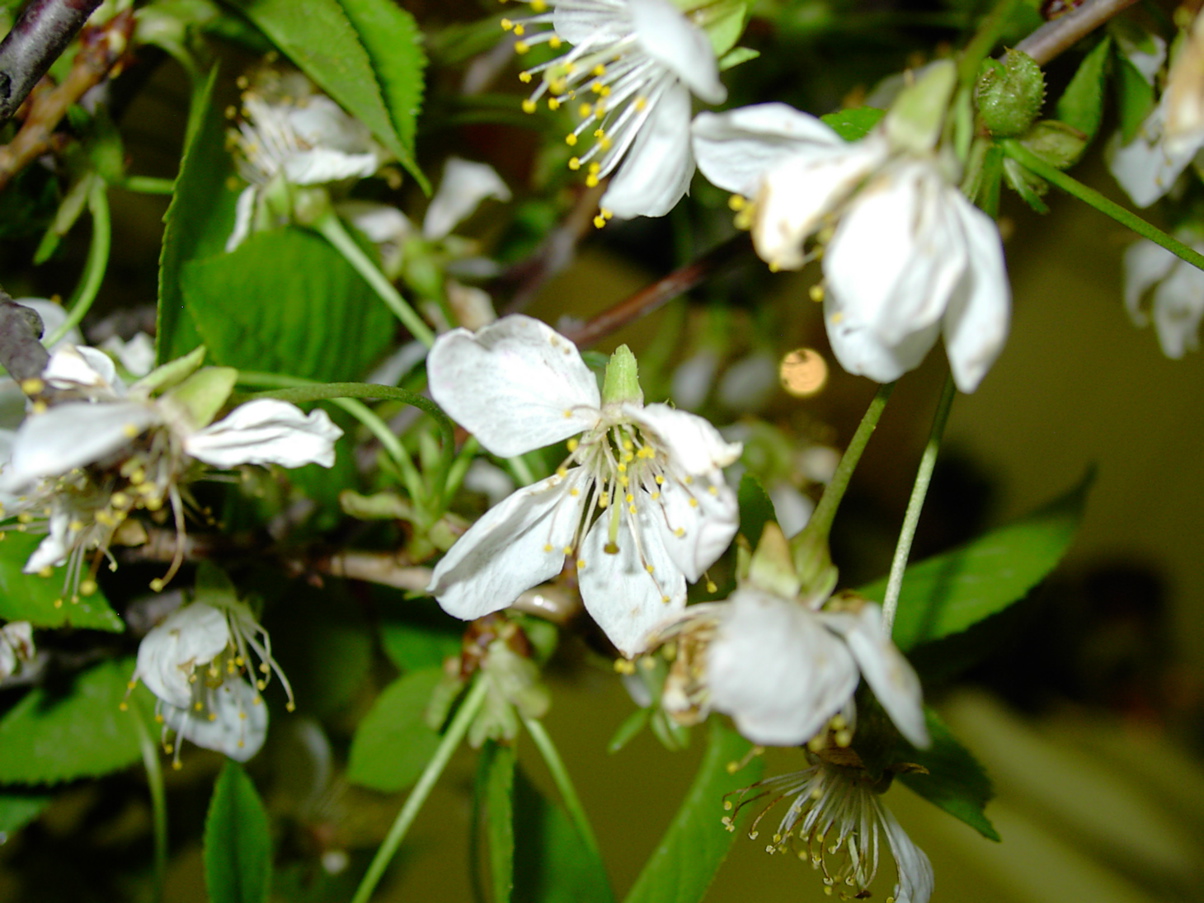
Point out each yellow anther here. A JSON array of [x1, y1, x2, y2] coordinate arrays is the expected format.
[[501, 17, 514, 30], [577, 558, 587, 569], [122, 423, 140, 438], [593, 64, 606, 76], [768, 261, 781, 273], [598, 134, 612, 150], [603, 542, 619, 554], [569, 487, 580, 496], [628, 505, 636, 514], [598, 494, 609, 508], [512, 23, 525, 36], [544, 543, 554, 552], [625, 493, 634, 503], [149, 578, 165, 592], [593, 212, 606, 228], [650, 491, 660, 500], [579, 103, 593, 117], [20, 378, 44, 395], [733, 209, 753, 230], [728, 194, 747, 211], [645, 565, 655, 574], [706, 580, 718, 593], [661, 595, 671, 603], [53, 598, 63, 608], [688, 498, 699, 508], [563, 546, 573, 555], [674, 527, 686, 538], [809, 284, 825, 302], [549, 35, 562, 48], [522, 98, 537, 113], [586, 174, 600, 189], [556, 465, 569, 478], [829, 311, 844, 325], [515, 40, 530, 53], [634, 96, 648, 110], [519, 71, 533, 83], [567, 437, 579, 451], [80, 579, 97, 596], [566, 133, 578, 146], [547, 97, 560, 110], [531, 0, 547, 8], [568, 157, 582, 170], [708, 485, 719, 495]]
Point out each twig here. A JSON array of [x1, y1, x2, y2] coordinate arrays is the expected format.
[[562, 232, 752, 349], [1014, 0, 1142, 66], [0, 0, 104, 122], [0, 290, 51, 385]]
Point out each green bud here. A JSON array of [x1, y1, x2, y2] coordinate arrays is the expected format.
[[1018, 119, 1088, 169], [884, 59, 958, 155], [975, 50, 1046, 138], [601, 345, 644, 405]]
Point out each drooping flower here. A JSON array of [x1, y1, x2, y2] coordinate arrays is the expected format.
[[505, 0, 727, 221], [692, 64, 1010, 393], [0, 345, 342, 599], [131, 584, 292, 764], [226, 66, 386, 251], [725, 750, 934, 903], [1123, 232, 1204, 358], [426, 314, 741, 656]]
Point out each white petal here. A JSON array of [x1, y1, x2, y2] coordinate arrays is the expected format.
[[707, 588, 859, 745], [1152, 255, 1204, 357], [184, 399, 343, 469], [553, 3, 631, 44], [881, 803, 935, 903], [1123, 239, 1178, 327], [23, 509, 74, 573], [99, 333, 156, 378], [423, 157, 512, 240], [600, 83, 695, 219], [578, 504, 685, 656], [941, 193, 1011, 392], [630, 0, 725, 104], [824, 604, 928, 747], [162, 678, 269, 762], [428, 470, 588, 620], [647, 475, 737, 582], [5, 401, 158, 489], [428, 315, 601, 457], [1108, 103, 1198, 208], [282, 147, 380, 185], [43, 344, 122, 395], [824, 288, 940, 384], [670, 350, 719, 410], [226, 185, 258, 253], [628, 402, 742, 475], [337, 200, 413, 245], [136, 602, 230, 709], [692, 104, 847, 196], [288, 96, 376, 156]]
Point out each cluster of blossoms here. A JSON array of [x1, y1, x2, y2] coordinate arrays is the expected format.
[[0, 340, 342, 605], [129, 574, 292, 763]]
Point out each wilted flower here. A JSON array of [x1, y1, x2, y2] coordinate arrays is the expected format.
[[725, 750, 934, 903], [427, 314, 741, 656], [1123, 232, 1204, 358], [226, 66, 386, 250], [505, 0, 726, 221], [692, 64, 1010, 393]]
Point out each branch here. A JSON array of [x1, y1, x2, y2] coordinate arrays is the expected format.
[[1014, 0, 1142, 66], [0, 0, 104, 123], [0, 289, 50, 386]]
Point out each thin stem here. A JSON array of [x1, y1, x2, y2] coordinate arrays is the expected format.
[[0, 0, 104, 122], [313, 210, 436, 347], [130, 702, 168, 903], [882, 372, 956, 635], [119, 175, 176, 195], [350, 678, 490, 903], [522, 716, 604, 864], [48, 176, 110, 346], [805, 383, 895, 541], [1002, 140, 1204, 272], [1014, 0, 1141, 66]]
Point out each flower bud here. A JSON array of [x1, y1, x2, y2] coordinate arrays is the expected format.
[[976, 49, 1046, 138]]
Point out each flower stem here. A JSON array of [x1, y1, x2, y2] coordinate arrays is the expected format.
[[313, 210, 436, 347], [48, 176, 110, 346], [882, 372, 956, 635], [119, 175, 176, 195], [131, 702, 168, 903], [349, 677, 490, 903], [1001, 140, 1204, 272], [522, 715, 604, 864]]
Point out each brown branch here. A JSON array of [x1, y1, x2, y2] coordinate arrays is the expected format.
[[1015, 0, 1143, 66], [0, 290, 51, 387], [561, 232, 753, 349], [0, 0, 103, 123]]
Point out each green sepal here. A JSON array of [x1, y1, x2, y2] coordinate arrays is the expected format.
[[1003, 156, 1051, 213], [132, 345, 207, 395], [884, 60, 957, 154], [164, 366, 238, 429], [718, 46, 758, 71], [975, 50, 1045, 139], [601, 345, 643, 405], [1056, 36, 1112, 144], [820, 107, 885, 142], [1017, 119, 1089, 170], [747, 522, 801, 600]]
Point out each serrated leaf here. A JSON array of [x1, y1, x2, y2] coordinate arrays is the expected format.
[[346, 667, 443, 792], [0, 659, 147, 784], [229, 0, 423, 185], [182, 227, 395, 382], [0, 532, 123, 631], [337, 0, 425, 156], [513, 769, 615, 903], [859, 472, 1091, 651], [158, 67, 239, 365], [820, 107, 885, 142], [736, 472, 775, 546], [1115, 52, 1157, 144], [1056, 37, 1112, 143], [897, 709, 1000, 841], [623, 720, 764, 903], [204, 761, 273, 903], [0, 788, 52, 834], [477, 741, 516, 903]]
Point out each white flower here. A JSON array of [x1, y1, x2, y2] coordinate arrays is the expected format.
[[227, 67, 385, 251], [1124, 233, 1204, 358], [422, 157, 512, 241], [426, 314, 741, 656], [656, 588, 928, 748], [693, 102, 1011, 392], [506, 0, 726, 219], [133, 596, 291, 764], [726, 754, 934, 903]]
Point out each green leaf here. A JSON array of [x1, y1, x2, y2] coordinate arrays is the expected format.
[[229, 0, 423, 185], [204, 761, 273, 903], [379, 616, 462, 673], [337, 0, 426, 157], [158, 66, 240, 364], [476, 741, 516, 903], [821, 107, 885, 142], [858, 472, 1092, 651], [897, 709, 1000, 841], [182, 227, 395, 382], [513, 769, 615, 903], [623, 720, 764, 903], [736, 472, 775, 546], [0, 532, 123, 631], [1114, 52, 1156, 145], [607, 706, 650, 754], [0, 788, 52, 835], [0, 659, 146, 784], [1056, 37, 1112, 143], [346, 667, 443, 792]]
